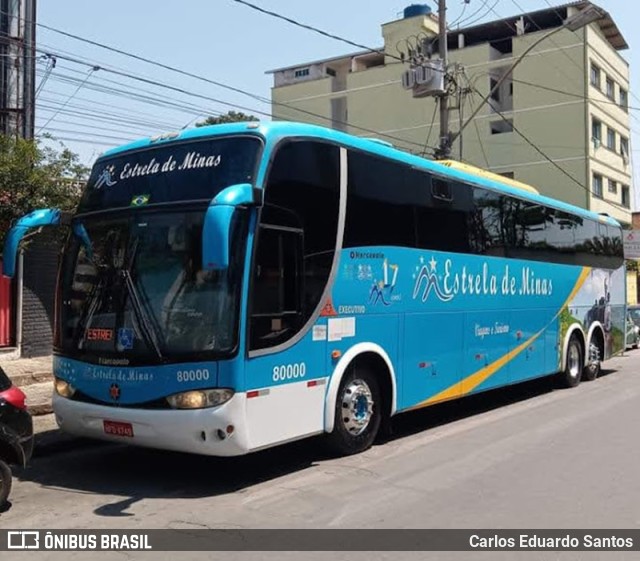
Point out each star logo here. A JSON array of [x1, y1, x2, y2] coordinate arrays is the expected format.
[[109, 383, 121, 400], [429, 256, 437, 272]]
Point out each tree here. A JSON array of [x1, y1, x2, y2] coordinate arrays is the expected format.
[[195, 111, 258, 127], [0, 135, 89, 250]]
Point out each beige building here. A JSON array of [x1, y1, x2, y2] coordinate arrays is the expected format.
[[269, 1, 632, 224]]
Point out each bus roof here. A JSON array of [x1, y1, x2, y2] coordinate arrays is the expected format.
[[100, 121, 621, 229]]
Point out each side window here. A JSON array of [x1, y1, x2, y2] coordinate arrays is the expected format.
[[469, 188, 506, 256], [545, 209, 579, 264], [252, 209, 303, 318], [415, 176, 472, 253], [343, 151, 416, 248], [575, 218, 600, 264], [343, 151, 473, 254], [510, 201, 548, 260], [250, 141, 340, 352]]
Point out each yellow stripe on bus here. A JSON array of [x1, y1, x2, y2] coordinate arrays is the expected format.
[[409, 267, 591, 410], [437, 160, 540, 195]]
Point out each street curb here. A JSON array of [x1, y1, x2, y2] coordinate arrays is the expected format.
[[12, 371, 54, 388], [29, 403, 54, 416]]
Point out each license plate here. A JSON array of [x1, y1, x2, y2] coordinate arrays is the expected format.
[[103, 420, 134, 438]]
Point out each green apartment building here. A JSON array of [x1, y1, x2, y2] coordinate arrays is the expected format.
[[269, 1, 632, 224]]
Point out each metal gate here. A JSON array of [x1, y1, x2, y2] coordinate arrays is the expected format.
[[0, 262, 11, 346]]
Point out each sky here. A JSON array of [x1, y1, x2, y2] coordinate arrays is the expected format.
[[35, 1, 639, 207]]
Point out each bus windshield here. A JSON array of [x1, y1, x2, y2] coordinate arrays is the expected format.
[[58, 208, 247, 364]]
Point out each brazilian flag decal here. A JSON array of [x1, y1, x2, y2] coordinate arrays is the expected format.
[[131, 194, 150, 206]]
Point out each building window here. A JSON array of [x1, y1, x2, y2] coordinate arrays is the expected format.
[[294, 68, 310, 78], [622, 185, 630, 208], [591, 118, 602, 146], [606, 127, 616, 150], [592, 173, 603, 198], [620, 136, 629, 158], [619, 88, 628, 111], [605, 77, 615, 100], [490, 119, 513, 134], [590, 63, 601, 89], [608, 179, 617, 194], [489, 77, 500, 102]]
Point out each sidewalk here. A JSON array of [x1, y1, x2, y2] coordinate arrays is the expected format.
[[0, 354, 54, 416]]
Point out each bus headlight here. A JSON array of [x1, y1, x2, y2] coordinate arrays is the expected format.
[[166, 389, 234, 409], [54, 378, 76, 398]]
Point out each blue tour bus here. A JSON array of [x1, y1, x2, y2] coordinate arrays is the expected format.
[[2, 122, 626, 456]]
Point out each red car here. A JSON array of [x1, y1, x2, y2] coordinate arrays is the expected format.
[[0, 366, 33, 508]]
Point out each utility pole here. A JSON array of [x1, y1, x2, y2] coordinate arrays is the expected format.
[[436, 0, 450, 160], [0, 0, 37, 139]]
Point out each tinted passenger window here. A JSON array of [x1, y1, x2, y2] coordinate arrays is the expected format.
[[344, 151, 415, 248], [344, 152, 472, 253], [415, 176, 472, 254]]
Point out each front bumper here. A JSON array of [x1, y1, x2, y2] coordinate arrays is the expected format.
[[52, 393, 250, 456]]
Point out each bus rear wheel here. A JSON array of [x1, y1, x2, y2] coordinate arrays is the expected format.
[[326, 367, 381, 456], [559, 335, 583, 388], [583, 339, 602, 382]]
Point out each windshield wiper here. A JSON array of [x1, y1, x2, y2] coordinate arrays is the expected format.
[[120, 269, 163, 359], [73, 276, 105, 350], [120, 235, 166, 359]]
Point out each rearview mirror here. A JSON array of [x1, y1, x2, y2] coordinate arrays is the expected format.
[[2, 208, 66, 278], [202, 183, 262, 271]]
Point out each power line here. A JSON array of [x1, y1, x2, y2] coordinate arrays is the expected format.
[[36, 66, 99, 134], [473, 86, 632, 215], [37, 127, 134, 143], [468, 91, 490, 167], [449, 1, 469, 29], [34, 54, 56, 99], [37, 69, 226, 121], [37, 98, 177, 128], [458, 1, 498, 28], [38, 89, 188, 129], [229, 0, 398, 61], [421, 102, 439, 156], [0, 12, 440, 152], [510, 77, 639, 112], [34, 47, 437, 153], [11, 14, 437, 149]]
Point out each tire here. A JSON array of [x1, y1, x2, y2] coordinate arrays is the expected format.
[[583, 340, 602, 382], [0, 460, 12, 509], [559, 335, 584, 388], [326, 366, 382, 456]]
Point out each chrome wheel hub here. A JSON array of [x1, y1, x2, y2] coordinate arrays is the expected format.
[[568, 345, 581, 378], [341, 379, 374, 436]]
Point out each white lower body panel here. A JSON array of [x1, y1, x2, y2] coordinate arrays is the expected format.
[[53, 393, 250, 456]]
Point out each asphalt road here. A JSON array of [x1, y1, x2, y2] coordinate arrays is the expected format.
[[3, 350, 640, 560]]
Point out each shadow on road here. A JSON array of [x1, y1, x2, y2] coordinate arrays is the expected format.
[[11, 369, 617, 516]]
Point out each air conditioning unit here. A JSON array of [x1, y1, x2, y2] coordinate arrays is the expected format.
[[402, 59, 445, 98]]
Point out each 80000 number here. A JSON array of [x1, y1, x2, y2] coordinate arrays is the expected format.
[[272, 363, 306, 382], [176, 369, 210, 382]]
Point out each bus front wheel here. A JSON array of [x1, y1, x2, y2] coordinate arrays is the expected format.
[[326, 367, 381, 456], [559, 335, 584, 388]]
